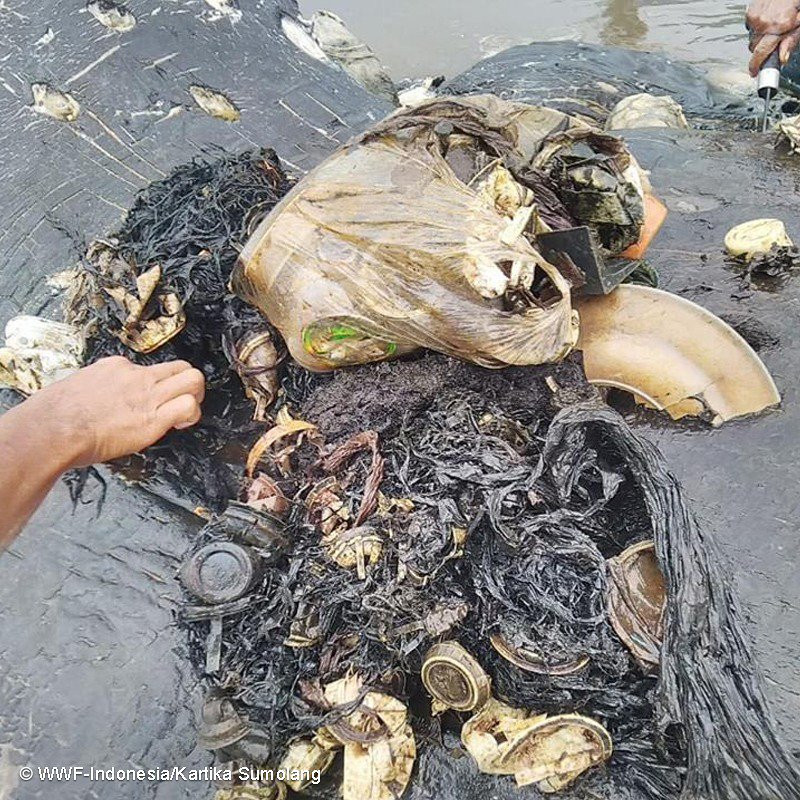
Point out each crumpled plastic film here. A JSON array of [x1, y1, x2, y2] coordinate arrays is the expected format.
[[234, 95, 645, 372], [0, 315, 84, 394]]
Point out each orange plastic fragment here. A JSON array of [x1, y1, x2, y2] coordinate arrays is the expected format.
[[620, 194, 667, 260], [246, 417, 318, 477]]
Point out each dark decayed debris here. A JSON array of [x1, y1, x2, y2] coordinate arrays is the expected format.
[[72, 148, 294, 507], [180, 352, 799, 800], [735, 245, 800, 290]]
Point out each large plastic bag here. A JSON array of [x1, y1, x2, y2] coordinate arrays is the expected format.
[[233, 95, 644, 372]]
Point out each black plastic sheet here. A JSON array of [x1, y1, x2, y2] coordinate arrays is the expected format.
[[543, 405, 800, 800]]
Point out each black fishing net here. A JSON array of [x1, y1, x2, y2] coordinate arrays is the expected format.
[[76, 148, 799, 799]]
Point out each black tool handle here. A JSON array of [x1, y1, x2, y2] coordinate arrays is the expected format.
[[758, 50, 781, 98]]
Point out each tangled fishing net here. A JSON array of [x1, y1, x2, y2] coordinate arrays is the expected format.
[[71, 145, 800, 800]]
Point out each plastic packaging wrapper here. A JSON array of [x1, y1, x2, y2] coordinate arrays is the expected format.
[[234, 95, 647, 372], [605, 93, 690, 131]]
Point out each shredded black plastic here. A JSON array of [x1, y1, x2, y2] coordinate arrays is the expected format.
[[734, 245, 800, 290], [543, 406, 800, 800], [76, 148, 799, 799], [77, 148, 294, 507], [182, 353, 799, 800]]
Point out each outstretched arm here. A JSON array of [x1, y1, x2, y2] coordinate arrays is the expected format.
[[0, 356, 205, 549], [747, 0, 800, 74]]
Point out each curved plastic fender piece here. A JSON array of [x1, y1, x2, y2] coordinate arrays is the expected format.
[[575, 285, 781, 426]]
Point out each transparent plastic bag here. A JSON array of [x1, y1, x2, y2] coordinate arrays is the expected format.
[[234, 95, 644, 371]]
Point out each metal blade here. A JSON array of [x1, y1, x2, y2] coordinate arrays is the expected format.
[[761, 96, 771, 134]]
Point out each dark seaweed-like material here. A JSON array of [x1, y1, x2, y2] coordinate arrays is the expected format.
[[185, 358, 799, 800], [82, 149, 799, 800]]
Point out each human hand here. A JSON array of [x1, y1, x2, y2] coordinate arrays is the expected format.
[[29, 356, 205, 468], [747, 0, 800, 75]]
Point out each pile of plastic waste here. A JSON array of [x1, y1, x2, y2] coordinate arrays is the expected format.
[[5, 94, 798, 800], [177, 351, 798, 800]]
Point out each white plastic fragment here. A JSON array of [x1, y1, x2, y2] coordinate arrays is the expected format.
[[605, 93, 689, 131], [398, 77, 441, 108], [322, 675, 416, 800], [461, 699, 612, 793], [86, 0, 136, 33], [0, 316, 85, 395], [463, 254, 509, 299], [777, 114, 800, 153], [31, 83, 80, 122], [188, 85, 240, 122], [278, 738, 336, 792], [35, 27, 56, 46], [203, 0, 242, 23], [724, 218, 794, 260]]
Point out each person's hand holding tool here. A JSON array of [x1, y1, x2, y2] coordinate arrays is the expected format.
[[747, 0, 800, 75]]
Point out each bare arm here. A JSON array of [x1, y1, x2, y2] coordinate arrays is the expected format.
[[0, 356, 205, 549], [747, 0, 800, 74]]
